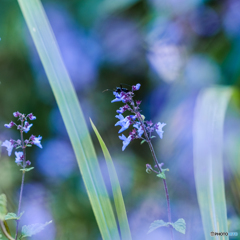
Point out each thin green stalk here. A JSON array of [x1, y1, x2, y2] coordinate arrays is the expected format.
[[136, 111, 174, 240]]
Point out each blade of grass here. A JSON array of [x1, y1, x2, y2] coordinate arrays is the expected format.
[[193, 86, 232, 240], [17, 1, 120, 239], [90, 119, 132, 240]]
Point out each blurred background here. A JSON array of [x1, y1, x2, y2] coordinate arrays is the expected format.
[[0, 0, 240, 239]]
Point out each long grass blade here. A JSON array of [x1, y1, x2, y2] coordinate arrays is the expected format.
[[17, 1, 120, 239], [90, 119, 132, 240], [193, 86, 232, 240]]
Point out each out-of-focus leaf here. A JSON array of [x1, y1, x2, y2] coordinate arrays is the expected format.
[[0, 194, 7, 221], [193, 86, 232, 240], [17, 1, 121, 239], [90, 119, 132, 240], [148, 220, 169, 233], [172, 218, 186, 234], [148, 218, 186, 234], [20, 167, 34, 172], [21, 221, 52, 238], [5, 212, 24, 221]]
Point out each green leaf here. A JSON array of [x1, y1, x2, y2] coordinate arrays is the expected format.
[[20, 167, 34, 172], [150, 136, 156, 139], [148, 218, 186, 234], [21, 221, 52, 238], [5, 212, 24, 221], [90, 120, 132, 240], [26, 144, 32, 147], [172, 218, 186, 234], [147, 220, 169, 234], [0, 194, 7, 221], [140, 140, 146, 144], [17, 1, 121, 239], [157, 172, 166, 179], [193, 86, 232, 239]]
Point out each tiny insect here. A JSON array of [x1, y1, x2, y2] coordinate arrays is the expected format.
[[103, 84, 131, 93]]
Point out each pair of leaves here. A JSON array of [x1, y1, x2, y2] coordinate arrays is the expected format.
[[20, 167, 34, 172], [148, 218, 186, 234]]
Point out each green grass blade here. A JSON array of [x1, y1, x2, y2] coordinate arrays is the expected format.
[[90, 119, 132, 240], [17, 1, 120, 239], [193, 86, 232, 240]]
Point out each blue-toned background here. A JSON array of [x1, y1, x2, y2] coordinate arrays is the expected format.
[[0, 0, 240, 239]]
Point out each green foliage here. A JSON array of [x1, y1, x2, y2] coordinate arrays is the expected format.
[[140, 140, 146, 144], [17, 1, 121, 239], [5, 212, 24, 221], [0, 194, 7, 221], [20, 221, 52, 239], [20, 167, 34, 172], [156, 169, 169, 179], [90, 119, 132, 240], [148, 218, 186, 234], [193, 86, 232, 239]]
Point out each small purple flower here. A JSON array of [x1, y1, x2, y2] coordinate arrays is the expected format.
[[132, 83, 141, 91], [15, 151, 24, 165], [23, 121, 33, 133], [155, 122, 166, 139], [119, 134, 132, 151], [4, 121, 15, 128], [115, 114, 133, 133], [26, 160, 31, 166], [1, 140, 14, 156], [133, 123, 144, 137], [30, 135, 42, 148], [111, 92, 126, 103], [136, 100, 141, 105], [13, 111, 21, 117], [28, 113, 36, 120]]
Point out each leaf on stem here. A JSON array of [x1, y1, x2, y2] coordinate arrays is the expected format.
[[156, 169, 169, 179], [21, 221, 52, 238], [0, 194, 7, 221], [148, 218, 186, 234], [140, 140, 146, 144], [5, 212, 24, 221], [20, 167, 34, 172]]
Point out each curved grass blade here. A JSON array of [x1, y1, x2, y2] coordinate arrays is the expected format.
[[90, 119, 132, 240], [17, 1, 120, 239], [193, 86, 232, 240]]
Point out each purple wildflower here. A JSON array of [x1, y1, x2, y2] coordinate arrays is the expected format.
[[15, 151, 24, 165], [1, 140, 14, 156], [4, 121, 15, 128], [132, 83, 141, 91], [119, 134, 132, 151], [28, 113, 36, 120], [23, 121, 33, 133], [13, 111, 21, 117], [30, 135, 42, 148], [155, 122, 166, 139]]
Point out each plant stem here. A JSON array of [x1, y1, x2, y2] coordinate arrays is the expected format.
[[15, 172, 25, 240], [15, 121, 26, 240], [137, 112, 174, 240], [0, 221, 15, 240]]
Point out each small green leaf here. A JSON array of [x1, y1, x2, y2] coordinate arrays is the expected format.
[[140, 140, 146, 144], [150, 136, 156, 139], [20, 167, 34, 172], [147, 220, 169, 234], [26, 144, 32, 147], [157, 172, 166, 179], [0, 194, 7, 221], [172, 218, 186, 234], [5, 212, 24, 221], [21, 221, 52, 238], [16, 146, 22, 149]]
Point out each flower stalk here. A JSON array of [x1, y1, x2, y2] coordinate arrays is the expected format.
[[110, 84, 174, 239]]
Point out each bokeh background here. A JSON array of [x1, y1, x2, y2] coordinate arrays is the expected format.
[[1, 0, 240, 239]]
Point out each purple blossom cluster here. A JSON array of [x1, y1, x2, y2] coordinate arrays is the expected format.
[[111, 84, 166, 151], [1, 112, 42, 167]]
